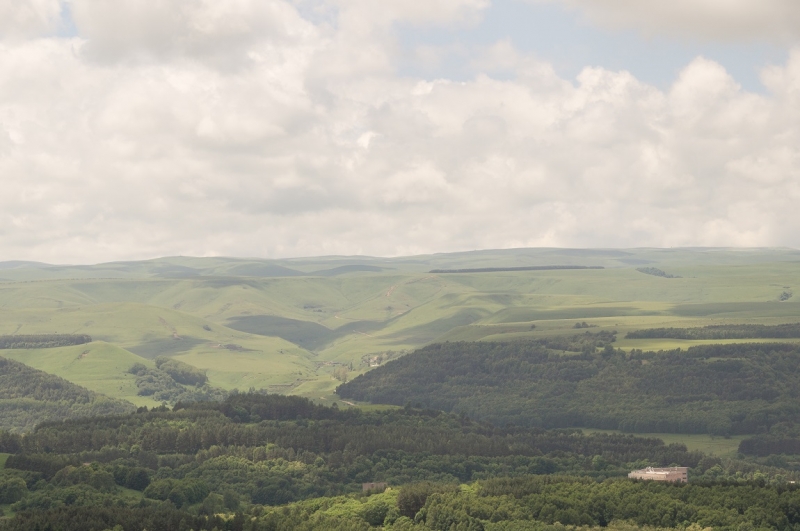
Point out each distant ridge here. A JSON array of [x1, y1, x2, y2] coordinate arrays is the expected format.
[[429, 265, 604, 274], [0, 260, 50, 270], [310, 264, 385, 276]]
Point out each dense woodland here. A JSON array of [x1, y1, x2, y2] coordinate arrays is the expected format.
[[338, 340, 800, 435], [0, 335, 92, 350], [626, 323, 800, 340], [0, 357, 134, 432], [7, 332, 800, 528], [0, 394, 798, 530]]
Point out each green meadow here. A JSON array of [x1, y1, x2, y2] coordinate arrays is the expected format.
[[581, 430, 745, 458], [1, 248, 800, 403]]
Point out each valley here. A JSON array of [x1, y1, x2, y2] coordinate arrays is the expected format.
[[0, 248, 799, 407]]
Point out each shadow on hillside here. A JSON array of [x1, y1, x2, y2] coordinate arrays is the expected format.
[[128, 336, 206, 359], [226, 315, 385, 351]]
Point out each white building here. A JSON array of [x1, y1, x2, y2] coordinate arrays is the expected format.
[[628, 467, 688, 483]]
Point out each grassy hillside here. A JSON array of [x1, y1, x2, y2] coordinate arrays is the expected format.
[[0, 342, 156, 407], [0, 356, 134, 432], [0, 248, 799, 404]]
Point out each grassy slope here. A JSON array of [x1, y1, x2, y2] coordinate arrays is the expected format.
[[0, 342, 157, 407], [1, 249, 799, 401]]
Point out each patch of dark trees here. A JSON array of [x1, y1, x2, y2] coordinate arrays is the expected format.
[[129, 357, 226, 405], [740, 437, 800, 457], [428, 265, 604, 274], [626, 323, 800, 340], [337, 340, 800, 436], [636, 267, 680, 278], [739, 423, 800, 457], [0, 334, 92, 349]]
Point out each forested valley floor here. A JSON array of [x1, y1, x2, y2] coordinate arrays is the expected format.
[[1, 393, 800, 530]]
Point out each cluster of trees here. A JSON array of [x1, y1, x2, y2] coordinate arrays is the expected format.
[[0, 334, 92, 349], [0, 505, 243, 531], [0, 356, 134, 432], [129, 359, 224, 404], [635, 267, 680, 278], [338, 341, 800, 435], [739, 423, 800, 458], [740, 436, 800, 457], [155, 357, 208, 386], [626, 323, 800, 340], [0, 393, 797, 530], [528, 331, 616, 353]]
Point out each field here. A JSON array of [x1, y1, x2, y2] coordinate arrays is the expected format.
[[581, 430, 745, 457], [1, 248, 800, 405]]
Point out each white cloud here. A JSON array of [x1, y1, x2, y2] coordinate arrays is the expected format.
[[70, 0, 317, 66], [530, 0, 800, 43], [0, 0, 62, 39], [331, 0, 490, 28], [1, 0, 800, 262]]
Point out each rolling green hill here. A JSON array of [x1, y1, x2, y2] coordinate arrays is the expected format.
[[0, 248, 799, 406]]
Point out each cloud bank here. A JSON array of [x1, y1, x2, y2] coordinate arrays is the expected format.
[[536, 0, 800, 43], [1, 0, 799, 262]]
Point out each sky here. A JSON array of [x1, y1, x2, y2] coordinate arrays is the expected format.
[[2, 0, 800, 263]]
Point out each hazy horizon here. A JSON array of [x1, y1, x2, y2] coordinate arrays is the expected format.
[[2, 245, 799, 270]]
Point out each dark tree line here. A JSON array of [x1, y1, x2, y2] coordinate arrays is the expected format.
[[338, 340, 800, 435], [635, 267, 679, 278], [626, 323, 800, 339], [0, 334, 92, 349]]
